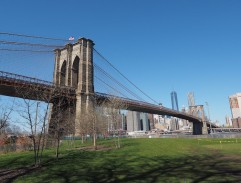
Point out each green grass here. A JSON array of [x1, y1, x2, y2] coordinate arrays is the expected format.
[[1, 138, 241, 182]]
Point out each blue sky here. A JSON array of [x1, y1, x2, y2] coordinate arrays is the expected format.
[[1, 0, 241, 125]]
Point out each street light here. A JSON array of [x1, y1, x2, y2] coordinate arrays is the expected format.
[[205, 102, 211, 121], [205, 102, 211, 133]]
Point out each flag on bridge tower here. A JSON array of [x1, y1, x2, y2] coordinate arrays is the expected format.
[[68, 36, 74, 41]]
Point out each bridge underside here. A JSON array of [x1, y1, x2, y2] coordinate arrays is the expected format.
[[0, 77, 75, 102], [0, 84, 49, 101], [0, 74, 213, 135], [95, 93, 202, 122]]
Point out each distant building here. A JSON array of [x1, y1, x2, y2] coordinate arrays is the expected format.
[[188, 92, 195, 107], [170, 118, 179, 131], [153, 115, 185, 131], [171, 91, 179, 111], [127, 111, 139, 132], [121, 113, 127, 130], [147, 114, 155, 130], [229, 93, 241, 119], [140, 113, 149, 131], [225, 115, 232, 127], [126, 111, 150, 132], [232, 117, 241, 128], [153, 114, 167, 130]]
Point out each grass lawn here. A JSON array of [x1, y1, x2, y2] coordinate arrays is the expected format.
[[1, 138, 241, 182]]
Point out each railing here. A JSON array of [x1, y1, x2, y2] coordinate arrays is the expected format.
[[211, 128, 241, 132], [95, 92, 201, 121], [0, 70, 76, 93], [0, 70, 53, 86]]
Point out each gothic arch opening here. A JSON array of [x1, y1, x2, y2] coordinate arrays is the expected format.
[[60, 61, 67, 86], [72, 56, 80, 88]]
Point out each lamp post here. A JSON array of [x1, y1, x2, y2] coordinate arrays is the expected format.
[[205, 102, 211, 133]]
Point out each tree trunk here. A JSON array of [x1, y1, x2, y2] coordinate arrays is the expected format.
[[56, 139, 60, 159], [93, 133, 97, 150], [117, 132, 121, 149], [33, 138, 37, 166], [81, 135, 84, 144]]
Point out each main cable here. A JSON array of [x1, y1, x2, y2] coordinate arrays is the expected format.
[[0, 40, 63, 48], [1, 32, 159, 104], [0, 32, 69, 41], [0, 48, 52, 53]]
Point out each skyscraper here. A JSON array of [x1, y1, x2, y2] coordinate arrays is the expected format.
[[171, 91, 179, 111], [188, 92, 195, 106]]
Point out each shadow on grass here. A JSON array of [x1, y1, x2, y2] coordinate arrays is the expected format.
[[7, 148, 241, 183]]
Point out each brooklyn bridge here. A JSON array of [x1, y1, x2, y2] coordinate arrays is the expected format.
[[0, 36, 217, 135]]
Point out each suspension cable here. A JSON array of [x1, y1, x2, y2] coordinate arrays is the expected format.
[[94, 63, 144, 101], [0, 32, 69, 41], [94, 48, 159, 104], [0, 48, 52, 53], [0, 40, 63, 48], [94, 76, 129, 99]]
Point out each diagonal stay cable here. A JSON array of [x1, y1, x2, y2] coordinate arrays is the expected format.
[[94, 48, 159, 104], [94, 63, 144, 101], [94, 76, 129, 99], [94, 64, 144, 101]]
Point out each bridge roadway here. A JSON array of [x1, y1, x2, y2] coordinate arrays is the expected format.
[[0, 71, 76, 101], [211, 128, 241, 133], [95, 92, 202, 123], [0, 70, 217, 130]]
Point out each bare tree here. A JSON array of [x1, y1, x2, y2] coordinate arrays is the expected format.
[[76, 95, 108, 150], [106, 97, 127, 149], [87, 104, 98, 150], [17, 99, 48, 165], [48, 93, 75, 159], [76, 112, 91, 144], [0, 99, 14, 133], [15, 84, 56, 166]]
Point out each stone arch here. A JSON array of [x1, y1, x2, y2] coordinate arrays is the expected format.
[[72, 56, 80, 88], [190, 108, 196, 116], [189, 105, 205, 120], [60, 60, 67, 86]]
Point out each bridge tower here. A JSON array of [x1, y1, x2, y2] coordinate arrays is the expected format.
[[49, 38, 95, 135], [189, 105, 208, 135]]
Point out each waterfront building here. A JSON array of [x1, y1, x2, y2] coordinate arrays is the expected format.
[[170, 117, 179, 131], [147, 114, 155, 130], [229, 93, 241, 118], [229, 93, 241, 127], [232, 117, 241, 128], [126, 111, 150, 132]]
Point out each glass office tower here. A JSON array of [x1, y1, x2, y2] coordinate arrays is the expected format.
[[171, 91, 179, 111]]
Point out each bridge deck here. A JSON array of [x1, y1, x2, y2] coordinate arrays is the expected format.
[[95, 92, 203, 123], [0, 71, 76, 100], [0, 70, 219, 128]]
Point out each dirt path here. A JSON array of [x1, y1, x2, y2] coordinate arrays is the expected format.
[[0, 166, 39, 183]]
